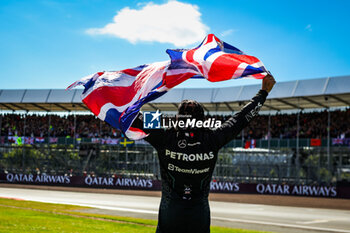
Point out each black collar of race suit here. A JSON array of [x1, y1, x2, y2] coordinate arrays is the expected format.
[[175, 127, 207, 139]]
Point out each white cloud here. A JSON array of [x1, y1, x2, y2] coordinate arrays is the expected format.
[[305, 24, 312, 32], [86, 1, 209, 47], [220, 29, 235, 37]]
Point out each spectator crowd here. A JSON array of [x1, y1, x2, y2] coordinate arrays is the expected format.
[[0, 114, 121, 139], [0, 108, 349, 139]]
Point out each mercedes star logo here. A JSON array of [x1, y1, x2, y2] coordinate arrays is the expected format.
[[178, 139, 187, 148]]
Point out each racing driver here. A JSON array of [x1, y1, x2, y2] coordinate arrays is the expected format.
[[132, 74, 276, 233]]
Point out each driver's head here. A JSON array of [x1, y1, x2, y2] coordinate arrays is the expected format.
[[177, 99, 205, 121]]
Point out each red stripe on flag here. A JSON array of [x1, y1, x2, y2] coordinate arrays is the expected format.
[[122, 69, 142, 77], [164, 72, 196, 89], [234, 54, 260, 64], [213, 35, 221, 43], [252, 73, 266, 79], [204, 34, 220, 45], [207, 54, 240, 82], [128, 127, 145, 133], [205, 34, 213, 44], [186, 50, 204, 74]]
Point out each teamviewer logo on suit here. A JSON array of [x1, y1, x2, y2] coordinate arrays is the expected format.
[[143, 110, 162, 129]]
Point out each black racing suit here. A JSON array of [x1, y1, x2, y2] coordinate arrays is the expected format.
[[132, 90, 268, 233]]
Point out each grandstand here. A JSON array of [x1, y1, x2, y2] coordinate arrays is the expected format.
[[0, 76, 349, 189], [0, 76, 349, 112]]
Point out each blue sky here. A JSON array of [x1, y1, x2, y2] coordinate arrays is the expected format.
[[0, 0, 349, 89]]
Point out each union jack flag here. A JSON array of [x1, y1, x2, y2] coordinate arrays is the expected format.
[[67, 34, 269, 140]]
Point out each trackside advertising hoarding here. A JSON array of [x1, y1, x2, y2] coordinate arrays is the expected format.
[[1, 173, 349, 199]]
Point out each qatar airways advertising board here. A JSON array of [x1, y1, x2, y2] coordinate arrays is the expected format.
[[1, 173, 349, 199]]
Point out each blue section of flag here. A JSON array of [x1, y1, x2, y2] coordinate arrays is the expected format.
[[222, 42, 244, 55], [242, 65, 265, 77], [204, 46, 221, 61], [83, 78, 97, 94], [104, 108, 122, 129]]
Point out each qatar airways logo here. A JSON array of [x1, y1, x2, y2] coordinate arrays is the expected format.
[[143, 110, 221, 129], [256, 183, 337, 197], [6, 173, 70, 184], [84, 177, 153, 188]]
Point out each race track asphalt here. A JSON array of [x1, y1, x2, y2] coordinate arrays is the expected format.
[[1, 186, 350, 233]]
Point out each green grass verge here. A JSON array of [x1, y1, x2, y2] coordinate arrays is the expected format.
[[0, 198, 269, 233]]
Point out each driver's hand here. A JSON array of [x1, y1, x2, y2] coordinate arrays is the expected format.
[[262, 74, 276, 93]]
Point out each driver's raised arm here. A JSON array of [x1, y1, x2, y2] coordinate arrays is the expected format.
[[212, 74, 276, 150]]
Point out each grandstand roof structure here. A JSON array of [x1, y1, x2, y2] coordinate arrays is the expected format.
[[0, 76, 349, 113]]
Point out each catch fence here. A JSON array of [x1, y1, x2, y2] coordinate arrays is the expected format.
[[1, 143, 349, 185]]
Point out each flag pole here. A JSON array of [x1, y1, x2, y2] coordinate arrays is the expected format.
[[268, 100, 271, 152], [327, 103, 331, 174], [296, 98, 300, 183]]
